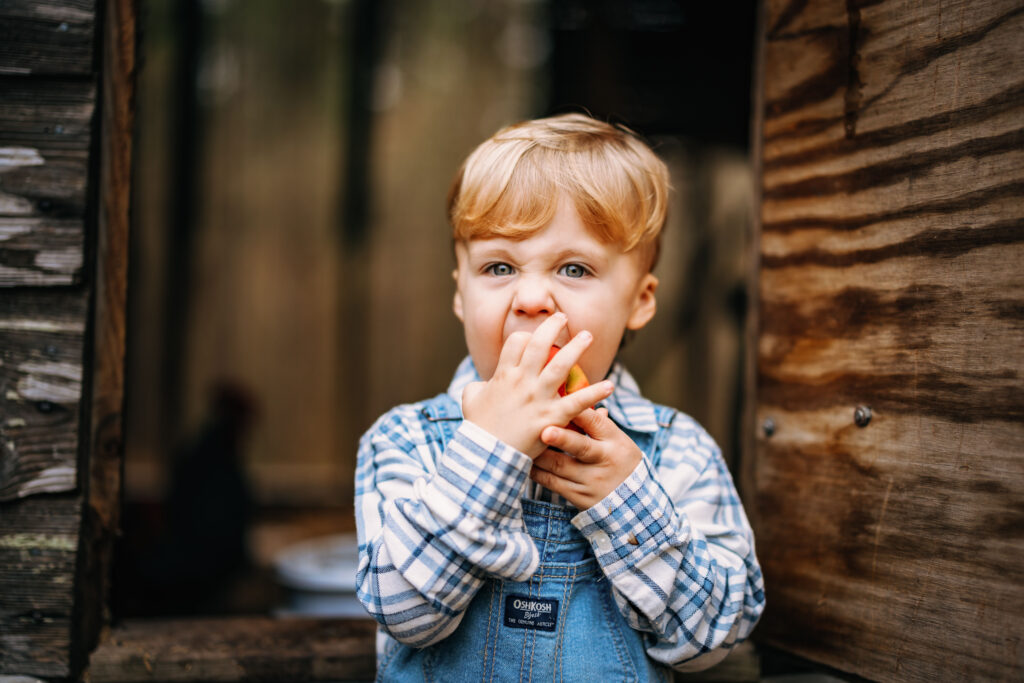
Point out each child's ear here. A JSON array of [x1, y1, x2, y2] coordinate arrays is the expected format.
[[452, 269, 464, 322], [626, 273, 658, 330]]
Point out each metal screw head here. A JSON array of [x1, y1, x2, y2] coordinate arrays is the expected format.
[[854, 405, 872, 427], [762, 417, 776, 438]]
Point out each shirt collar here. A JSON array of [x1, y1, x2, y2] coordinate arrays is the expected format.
[[447, 356, 660, 434]]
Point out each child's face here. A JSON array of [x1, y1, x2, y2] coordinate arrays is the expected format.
[[453, 198, 658, 384]]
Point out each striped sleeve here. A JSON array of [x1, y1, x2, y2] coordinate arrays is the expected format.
[[571, 413, 765, 671], [355, 407, 540, 647]]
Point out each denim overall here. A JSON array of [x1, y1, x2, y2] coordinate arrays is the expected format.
[[375, 393, 675, 682]]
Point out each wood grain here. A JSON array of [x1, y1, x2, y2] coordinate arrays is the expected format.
[[752, 0, 1024, 680], [0, 217, 84, 284], [0, 0, 96, 76], [0, 4, 101, 680], [0, 290, 87, 502], [0, 493, 80, 678], [0, 78, 95, 222]]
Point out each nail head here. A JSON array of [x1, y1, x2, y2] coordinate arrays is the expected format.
[[854, 405, 872, 427]]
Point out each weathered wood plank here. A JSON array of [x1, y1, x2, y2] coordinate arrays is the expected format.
[[0, 290, 87, 501], [0, 217, 84, 284], [753, 0, 1024, 680], [0, 493, 80, 678], [0, 0, 96, 76], [86, 617, 378, 683], [76, 0, 137, 674], [0, 78, 95, 222], [0, 3, 105, 682]]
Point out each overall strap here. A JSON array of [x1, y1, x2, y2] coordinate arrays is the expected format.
[[419, 392, 463, 451]]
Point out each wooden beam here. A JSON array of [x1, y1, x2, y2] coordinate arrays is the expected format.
[[75, 0, 138, 675], [0, 1, 112, 679], [752, 0, 1024, 680], [86, 617, 378, 683]]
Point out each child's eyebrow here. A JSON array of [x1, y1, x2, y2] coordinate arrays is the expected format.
[[470, 245, 516, 261], [468, 244, 608, 266], [550, 248, 607, 265]]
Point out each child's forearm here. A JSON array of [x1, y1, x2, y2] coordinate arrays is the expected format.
[[355, 413, 541, 647]]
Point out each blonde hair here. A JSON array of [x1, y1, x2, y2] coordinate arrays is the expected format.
[[447, 113, 670, 270]]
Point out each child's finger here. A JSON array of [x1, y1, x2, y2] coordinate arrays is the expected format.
[[569, 407, 615, 439], [531, 449, 586, 485], [497, 330, 531, 368], [541, 330, 591, 387], [529, 463, 587, 502], [560, 381, 614, 421], [540, 425, 599, 464], [520, 312, 567, 369]]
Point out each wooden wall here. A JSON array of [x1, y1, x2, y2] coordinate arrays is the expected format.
[[0, 0, 135, 678], [752, 0, 1024, 680]]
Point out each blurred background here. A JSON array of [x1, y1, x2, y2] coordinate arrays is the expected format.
[[114, 0, 757, 619]]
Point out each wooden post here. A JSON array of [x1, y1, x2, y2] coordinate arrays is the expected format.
[[0, 0, 136, 678], [752, 0, 1024, 680], [76, 0, 137, 672]]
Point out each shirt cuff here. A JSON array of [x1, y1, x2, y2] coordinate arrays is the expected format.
[[431, 420, 534, 523], [571, 457, 682, 575]]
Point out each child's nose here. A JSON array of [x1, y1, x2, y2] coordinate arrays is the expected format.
[[512, 276, 555, 317]]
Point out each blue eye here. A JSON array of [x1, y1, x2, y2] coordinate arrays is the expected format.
[[485, 262, 514, 276], [559, 263, 589, 278]]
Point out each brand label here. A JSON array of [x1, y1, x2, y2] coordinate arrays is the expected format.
[[503, 594, 558, 632]]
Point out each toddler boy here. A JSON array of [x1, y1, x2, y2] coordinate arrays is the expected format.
[[355, 113, 764, 680]]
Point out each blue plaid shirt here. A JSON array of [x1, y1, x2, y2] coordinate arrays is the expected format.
[[355, 357, 765, 671]]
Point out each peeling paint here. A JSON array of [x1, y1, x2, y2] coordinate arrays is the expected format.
[[16, 375, 80, 401], [0, 222, 33, 242], [18, 469, 77, 497], [0, 533, 77, 551], [18, 360, 82, 382], [0, 319, 85, 333], [0, 146, 45, 170], [0, 264, 73, 284], [0, 191, 36, 214], [16, 361, 82, 402], [35, 247, 83, 272]]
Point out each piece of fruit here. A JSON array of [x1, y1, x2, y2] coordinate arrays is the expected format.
[[546, 346, 590, 396]]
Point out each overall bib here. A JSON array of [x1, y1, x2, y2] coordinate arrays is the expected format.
[[375, 394, 675, 682]]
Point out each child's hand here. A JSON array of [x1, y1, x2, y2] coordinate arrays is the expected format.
[[461, 313, 615, 458], [529, 407, 643, 510]]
